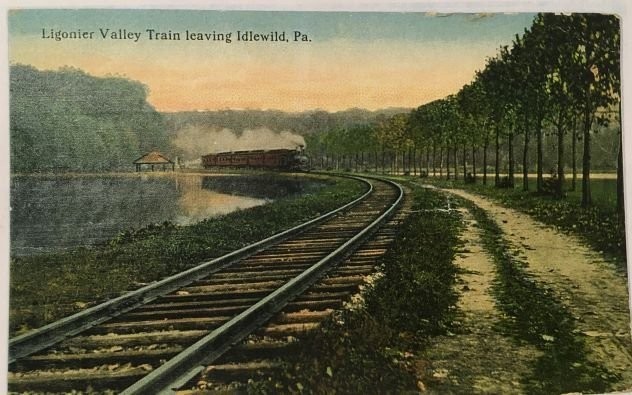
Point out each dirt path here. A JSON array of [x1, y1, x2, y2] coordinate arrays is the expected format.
[[420, 207, 541, 393], [442, 187, 632, 391]]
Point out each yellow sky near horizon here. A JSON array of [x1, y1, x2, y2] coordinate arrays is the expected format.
[[10, 39, 486, 111], [9, 11, 536, 112]]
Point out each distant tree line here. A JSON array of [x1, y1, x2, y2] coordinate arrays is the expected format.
[[164, 108, 409, 138], [10, 64, 169, 172], [308, 13, 621, 210]]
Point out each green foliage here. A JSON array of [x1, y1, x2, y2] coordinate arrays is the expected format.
[[402, 13, 621, 201], [375, 113, 410, 152], [521, 198, 623, 258], [455, 81, 491, 147], [9, 176, 364, 334], [306, 119, 401, 171], [10, 64, 169, 172], [366, 189, 461, 335], [309, 124, 378, 158]]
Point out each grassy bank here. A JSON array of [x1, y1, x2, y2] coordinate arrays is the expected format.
[[465, 200, 619, 394], [9, 174, 365, 335], [420, 176, 626, 270], [248, 185, 463, 394]]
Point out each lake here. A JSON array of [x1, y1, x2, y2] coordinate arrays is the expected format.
[[11, 173, 320, 256]]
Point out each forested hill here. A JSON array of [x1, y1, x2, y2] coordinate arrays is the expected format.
[[164, 108, 409, 137], [10, 64, 169, 172]]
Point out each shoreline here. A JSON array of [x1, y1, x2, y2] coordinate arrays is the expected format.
[[9, 169, 242, 177], [9, 170, 619, 179]]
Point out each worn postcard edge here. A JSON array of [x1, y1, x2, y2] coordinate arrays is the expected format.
[[1, 0, 631, 390]]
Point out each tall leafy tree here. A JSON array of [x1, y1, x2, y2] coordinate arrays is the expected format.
[[375, 113, 409, 174], [540, 17, 579, 197], [549, 14, 621, 206], [457, 81, 491, 182], [477, 54, 514, 186]]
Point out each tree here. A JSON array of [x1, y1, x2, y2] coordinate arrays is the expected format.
[[540, 18, 578, 197], [375, 113, 409, 174], [10, 64, 168, 172], [457, 81, 490, 183], [477, 54, 514, 187], [547, 14, 621, 206], [507, 28, 549, 191]]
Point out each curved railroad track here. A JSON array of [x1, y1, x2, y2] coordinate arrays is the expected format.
[[8, 175, 405, 394]]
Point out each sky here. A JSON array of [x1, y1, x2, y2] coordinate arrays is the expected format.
[[8, 10, 536, 112]]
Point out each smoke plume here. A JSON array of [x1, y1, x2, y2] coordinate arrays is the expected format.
[[173, 126, 306, 160]]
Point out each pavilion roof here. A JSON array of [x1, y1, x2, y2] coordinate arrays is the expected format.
[[133, 151, 173, 164]]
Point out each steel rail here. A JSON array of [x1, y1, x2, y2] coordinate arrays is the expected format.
[[9, 175, 373, 363], [121, 177, 404, 394]]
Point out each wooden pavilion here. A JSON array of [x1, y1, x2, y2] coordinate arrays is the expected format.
[[134, 151, 175, 172]]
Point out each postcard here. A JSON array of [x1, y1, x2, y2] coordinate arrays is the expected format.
[[3, 2, 631, 393]]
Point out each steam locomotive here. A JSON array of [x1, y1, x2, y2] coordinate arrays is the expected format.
[[201, 146, 309, 171]]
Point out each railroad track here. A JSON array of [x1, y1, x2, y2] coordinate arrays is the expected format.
[[177, 184, 413, 394], [8, 175, 405, 394]]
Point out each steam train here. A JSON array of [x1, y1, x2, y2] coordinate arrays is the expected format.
[[201, 146, 309, 171]]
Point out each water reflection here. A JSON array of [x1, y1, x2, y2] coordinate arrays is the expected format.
[[174, 176, 269, 225], [10, 173, 313, 256]]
